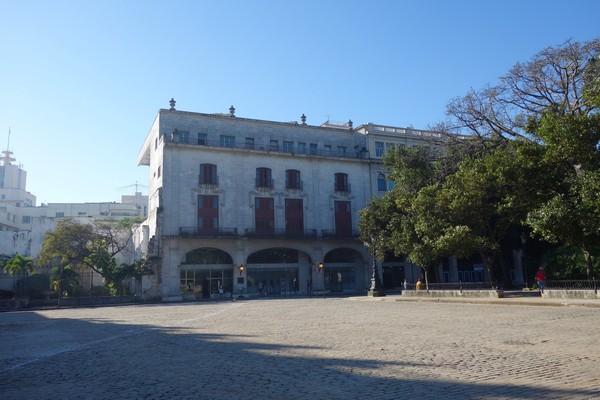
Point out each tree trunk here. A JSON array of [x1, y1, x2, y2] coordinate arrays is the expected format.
[[583, 247, 594, 279], [57, 264, 64, 307], [482, 252, 499, 289], [423, 265, 430, 290]]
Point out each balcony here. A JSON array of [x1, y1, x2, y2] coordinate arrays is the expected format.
[[179, 227, 238, 238], [166, 136, 365, 160], [198, 175, 219, 186], [321, 229, 360, 239], [245, 228, 318, 239], [176, 227, 357, 240], [255, 178, 274, 190], [285, 180, 304, 191], [334, 183, 352, 194]]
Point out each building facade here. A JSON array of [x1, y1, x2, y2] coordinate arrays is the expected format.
[[137, 102, 529, 301], [137, 105, 373, 300], [137, 102, 509, 301]]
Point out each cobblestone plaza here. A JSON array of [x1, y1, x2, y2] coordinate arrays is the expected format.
[[1, 297, 599, 399]]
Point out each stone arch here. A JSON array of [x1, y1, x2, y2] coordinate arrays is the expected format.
[[322, 247, 367, 292], [246, 247, 312, 265], [324, 247, 364, 263], [244, 246, 312, 296], [180, 247, 235, 300], [183, 247, 233, 265]]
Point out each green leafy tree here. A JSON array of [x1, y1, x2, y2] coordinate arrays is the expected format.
[[3, 254, 34, 277], [434, 39, 600, 280], [359, 194, 398, 293], [3, 254, 35, 298], [525, 112, 600, 279], [360, 146, 452, 288], [50, 264, 80, 297], [39, 219, 137, 295]]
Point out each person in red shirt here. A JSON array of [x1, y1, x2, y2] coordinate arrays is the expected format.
[[535, 267, 546, 293]]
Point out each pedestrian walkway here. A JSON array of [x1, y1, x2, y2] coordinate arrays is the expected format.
[[1, 297, 599, 399], [383, 290, 600, 308]]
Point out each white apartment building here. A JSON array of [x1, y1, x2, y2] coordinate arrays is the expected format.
[[0, 148, 148, 259], [136, 101, 481, 301]]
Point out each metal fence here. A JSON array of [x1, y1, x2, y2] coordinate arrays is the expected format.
[[423, 282, 498, 291], [0, 270, 138, 299], [545, 279, 598, 292]]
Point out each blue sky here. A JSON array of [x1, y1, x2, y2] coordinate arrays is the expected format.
[[1, 0, 598, 204]]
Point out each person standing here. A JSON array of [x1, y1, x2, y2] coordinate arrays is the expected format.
[[535, 267, 546, 293], [416, 279, 424, 291]]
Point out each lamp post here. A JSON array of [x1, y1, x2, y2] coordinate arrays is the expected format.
[[318, 262, 325, 298], [368, 246, 386, 297], [238, 265, 245, 298], [521, 233, 527, 289]]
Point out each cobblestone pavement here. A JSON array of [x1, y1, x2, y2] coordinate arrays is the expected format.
[[1, 297, 599, 399]]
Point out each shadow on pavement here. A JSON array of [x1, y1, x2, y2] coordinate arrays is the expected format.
[[1, 306, 598, 399]]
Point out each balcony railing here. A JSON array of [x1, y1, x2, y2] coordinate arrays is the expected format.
[[334, 183, 351, 194], [167, 136, 365, 160], [198, 175, 219, 185], [321, 229, 360, 239], [285, 180, 304, 191], [177, 227, 358, 240], [179, 227, 238, 237], [255, 178, 274, 189], [245, 228, 318, 239]]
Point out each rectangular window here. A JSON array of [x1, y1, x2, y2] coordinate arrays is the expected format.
[[198, 195, 219, 233], [179, 131, 189, 144], [283, 141, 294, 153], [298, 142, 307, 154], [334, 201, 352, 237], [256, 168, 273, 188], [255, 197, 274, 234], [285, 170, 301, 190], [245, 137, 255, 149], [337, 146, 347, 157], [200, 164, 217, 185], [270, 140, 279, 151], [324, 145, 332, 155], [375, 142, 384, 157], [56, 212, 64, 218], [220, 135, 235, 148], [22, 216, 31, 224], [335, 173, 349, 192], [285, 198, 304, 235], [377, 174, 387, 191], [309, 143, 317, 155], [198, 133, 207, 145]]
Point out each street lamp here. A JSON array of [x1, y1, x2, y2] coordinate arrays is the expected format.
[[368, 245, 386, 297], [521, 233, 527, 289], [239, 265, 245, 276], [318, 262, 325, 298]]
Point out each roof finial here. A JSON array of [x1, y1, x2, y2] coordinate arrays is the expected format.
[[229, 105, 236, 117], [169, 98, 176, 111], [301, 114, 306, 125], [348, 119, 353, 130]]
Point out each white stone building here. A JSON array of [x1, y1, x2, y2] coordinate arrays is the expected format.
[[136, 101, 489, 301], [0, 147, 148, 289]]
